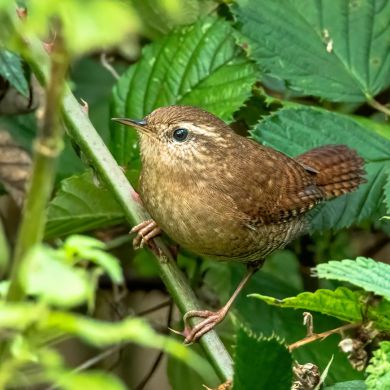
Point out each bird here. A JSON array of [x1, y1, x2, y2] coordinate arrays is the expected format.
[[112, 105, 365, 344]]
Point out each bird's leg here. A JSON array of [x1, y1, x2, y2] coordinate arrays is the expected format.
[[130, 219, 161, 249], [179, 262, 261, 344]]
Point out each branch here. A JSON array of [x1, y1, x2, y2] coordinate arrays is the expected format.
[[12, 14, 233, 382]]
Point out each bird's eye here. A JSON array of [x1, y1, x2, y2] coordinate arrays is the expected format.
[[172, 128, 189, 142]]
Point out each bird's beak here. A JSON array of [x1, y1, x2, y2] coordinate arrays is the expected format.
[[111, 118, 150, 134]]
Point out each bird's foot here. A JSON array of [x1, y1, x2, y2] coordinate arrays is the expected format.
[[172, 308, 227, 345], [130, 219, 161, 249]]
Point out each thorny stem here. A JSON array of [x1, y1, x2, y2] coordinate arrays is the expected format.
[[7, 27, 68, 302], [288, 322, 361, 351]]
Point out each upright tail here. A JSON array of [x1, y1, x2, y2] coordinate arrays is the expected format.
[[296, 145, 366, 199]]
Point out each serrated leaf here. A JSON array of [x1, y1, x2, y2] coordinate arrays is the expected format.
[[232, 328, 292, 390], [45, 171, 125, 239], [0, 49, 29, 97], [250, 287, 362, 323], [233, 0, 390, 102], [316, 257, 390, 301], [251, 106, 390, 230], [324, 380, 367, 390], [111, 16, 257, 165], [366, 341, 390, 390], [208, 263, 362, 382], [250, 287, 390, 330]]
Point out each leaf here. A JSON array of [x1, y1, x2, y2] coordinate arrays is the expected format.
[[324, 381, 367, 390], [365, 341, 390, 389], [250, 287, 390, 331], [251, 106, 390, 230], [250, 288, 362, 323], [58, 371, 126, 390], [315, 356, 334, 390], [110, 16, 257, 165], [22, 0, 139, 55], [232, 0, 390, 102], [316, 257, 390, 301], [130, 0, 216, 39], [63, 235, 123, 284], [232, 327, 292, 390], [0, 49, 29, 97], [0, 302, 209, 378], [20, 245, 90, 308], [219, 263, 363, 382], [45, 171, 125, 239]]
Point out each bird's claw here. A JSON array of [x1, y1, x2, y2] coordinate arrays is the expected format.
[[130, 219, 161, 249], [171, 309, 226, 345]]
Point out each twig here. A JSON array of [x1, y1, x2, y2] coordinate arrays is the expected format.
[[136, 299, 172, 316], [288, 322, 361, 352], [100, 53, 120, 80], [46, 344, 123, 390], [368, 99, 390, 117], [135, 302, 174, 390]]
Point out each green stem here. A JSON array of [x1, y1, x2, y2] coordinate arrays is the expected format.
[[7, 32, 68, 302], [62, 92, 233, 380]]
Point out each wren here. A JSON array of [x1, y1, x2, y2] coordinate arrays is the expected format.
[[113, 105, 365, 344]]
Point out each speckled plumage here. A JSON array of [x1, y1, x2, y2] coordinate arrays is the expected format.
[[132, 105, 365, 263]]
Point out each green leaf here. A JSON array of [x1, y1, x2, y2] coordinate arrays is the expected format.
[[250, 287, 390, 330], [45, 171, 125, 239], [251, 106, 390, 230], [0, 49, 29, 97], [324, 381, 367, 390], [58, 371, 126, 390], [250, 287, 362, 323], [232, 328, 292, 390], [23, 0, 139, 55], [0, 302, 209, 378], [219, 263, 363, 382], [111, 16, 257, 165], [20, 245, 90, 308], [63, 235, 123, 284], [366, 341, 390, 390], [316, 257, 390, 301], [131, 0, 216, 39], [233, 0, 390, 102]]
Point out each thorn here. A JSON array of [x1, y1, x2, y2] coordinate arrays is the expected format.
[[80, 98, 89, 115]]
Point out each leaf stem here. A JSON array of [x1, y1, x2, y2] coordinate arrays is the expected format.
[[288, 322, 361, 351], [368, 99, 390, 117]]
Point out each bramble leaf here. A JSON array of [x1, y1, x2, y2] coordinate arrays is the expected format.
[[233, 0, 390, 102], [232, 327, 292, 390], [316, 257, 390, 301], [111, 16, 257, 165], [45, 171, 125, 239]]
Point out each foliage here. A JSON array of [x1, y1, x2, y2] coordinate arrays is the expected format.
[[0, 0, 389, 389]]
